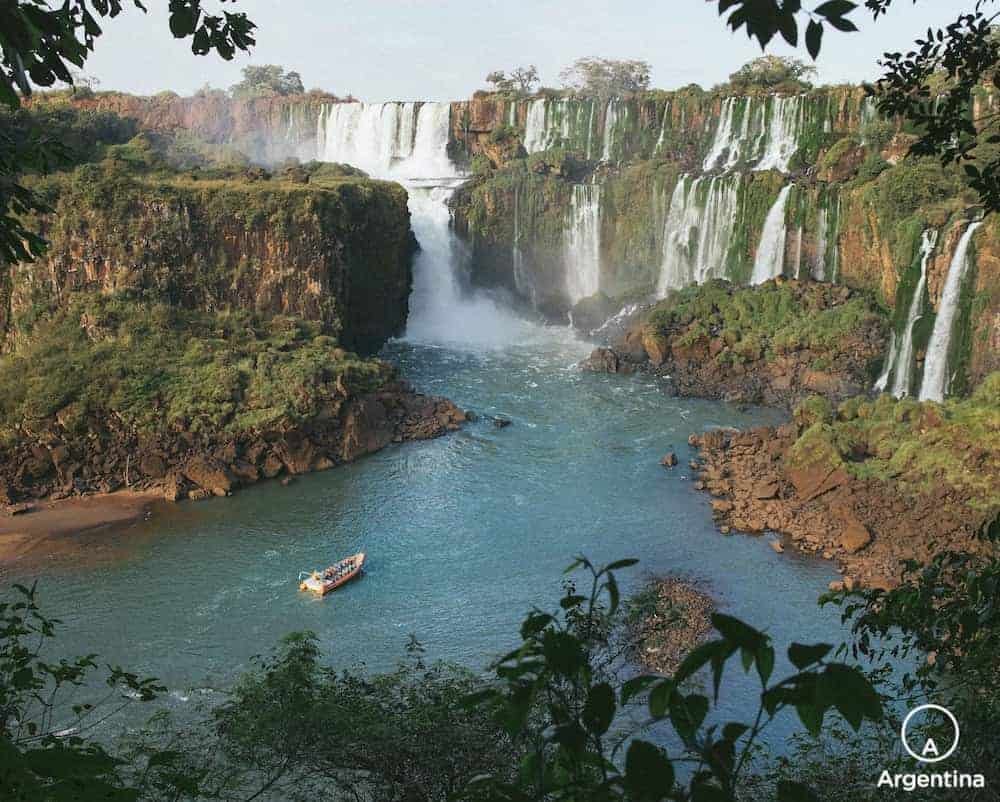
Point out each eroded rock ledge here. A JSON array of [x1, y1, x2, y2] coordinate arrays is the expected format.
[[582, 279, 887, 408], [686, 381, 999, 589], [0, 381, 466, 506]]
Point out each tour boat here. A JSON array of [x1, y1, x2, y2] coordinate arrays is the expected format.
[[298, 552, 366, 596]]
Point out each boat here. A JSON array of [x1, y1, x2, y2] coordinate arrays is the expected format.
[[298, 552, 366, 596]]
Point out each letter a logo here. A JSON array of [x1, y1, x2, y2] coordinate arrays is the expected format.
[[901, 705, 960, 764], [922, 738, 940, 758]]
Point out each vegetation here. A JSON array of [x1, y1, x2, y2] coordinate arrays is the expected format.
[[0, 293, 388, 439], [709, 0, 1000, 214], [486, 66, 540, 95], [645, 280, 886, 365], [228, 64, 305, 99], [0, 0, 256, 262], [559, 57, 651, 97], [787, 373, 1000, 511], [726, 56, 816, 93]]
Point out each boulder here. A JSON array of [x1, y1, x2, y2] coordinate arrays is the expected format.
[[580, 347, 620, 374], [262, 452, 284, 479], [341, 396, 394, 462], [182, 456, 236, 496], [660, 452, 678, 467], [162, 472, 185, 502], [139, 454, 168, 479], [641, 330, 670, 367], [839, 518, 872, 554], [752, 480, 780, 500]]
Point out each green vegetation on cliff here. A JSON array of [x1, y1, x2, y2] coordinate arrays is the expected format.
[[0, 293, 387, 442], [644, 279, 886, 368], [789, 374, 1000, 512]]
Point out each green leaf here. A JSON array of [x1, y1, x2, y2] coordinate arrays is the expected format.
[[605, 558, 639, 571], [622, 674, 658, 705], [625, 740, 674, 801], [669, 692, 709, 741], [796, 702, 824, 735], [711, 613, 766, 650], [814, 0, 857, 17], [806, 19, 824, 59], [583, 682, 616, 735], [649, 679, 673, 718], [788, 642, 832, 670]]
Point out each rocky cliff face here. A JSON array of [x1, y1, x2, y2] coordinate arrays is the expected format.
[[6, 163, 414, 355], [446, 87, 997, 399]]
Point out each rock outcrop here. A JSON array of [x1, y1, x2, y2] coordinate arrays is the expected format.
[[581, 279, 887, 407], [686, 381, 999, 588]]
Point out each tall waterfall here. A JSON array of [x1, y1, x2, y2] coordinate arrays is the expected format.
[[874, 331, 897, 394], [317, 101, 530, 347], [657, 174, 742, 295], [919, 221, 982, 401], [601, 99, 620, 163], [887, 230, 937, 396], [564, 184, 602, 304], [703, 95, 805, 173], [751, 185, 792, 284], [813, 207, 829, 280]]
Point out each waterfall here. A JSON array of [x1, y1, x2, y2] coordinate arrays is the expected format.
[[317, 101, 530, 347], [703, 95, 805, 173], [601, 99, 620, 162], [918, 221, 982, 401], [813, 208, 829, 280], [874, 331, 897, 393], [564, 184, 602, 304], [756, 96, 805, 172], [657, 174, 742, 295], [751, 185, 792, 284], [524, 99, 550, 153], [890, 230, 938, 397], [654, 101, 671, 155]]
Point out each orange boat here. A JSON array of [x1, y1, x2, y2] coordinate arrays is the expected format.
[[298, 552, 366, 596]]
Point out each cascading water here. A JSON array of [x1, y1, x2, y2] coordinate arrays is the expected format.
[[703, 95, 805, 173], [918, 221, 982, 401], [813, 208, 829, 281], [523, 99, 550, 153], [564, 184, 602, 304], [873, 331, 898, 394], [317, 101, 531, 347], [886, 230, 937, 397], [601, 99, 620, 163], [657, 174, 742, 295], [751, 185, 792, 284], [756, 96, 805, 172]]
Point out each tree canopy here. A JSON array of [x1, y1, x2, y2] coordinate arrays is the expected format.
[[485, 65, 539, 95], [228, 64, 305, 99], [727, 55, 817, 92], [559, 57, 651, 97], [0, 0, 256, 264]]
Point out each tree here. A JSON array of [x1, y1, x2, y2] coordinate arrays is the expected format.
[[0, 583, 176, 801], [0, 0, 256, 263], [559, 57, 651, 97], [485, 65, 540, 95], [727, 55, 817, 91], [706, 0, 1000, 212], [228, 64, 305, 99]]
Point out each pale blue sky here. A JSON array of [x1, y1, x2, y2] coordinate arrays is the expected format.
[[84, 1, 971, 100]]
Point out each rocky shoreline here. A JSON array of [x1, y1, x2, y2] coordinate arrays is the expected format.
[[0, 382, 467, 510], [685, 419, 996, 590]]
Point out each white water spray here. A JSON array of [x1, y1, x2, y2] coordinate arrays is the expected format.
[[919, 221, 982, 401], [317, 101, 534, 348], [564, 184, 602, 304], [889, 230, 937, 397], [751, 185, 792, 284]]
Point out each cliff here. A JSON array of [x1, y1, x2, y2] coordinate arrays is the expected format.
[[7, 158, 415, 355], [447, 87, 998, 399]]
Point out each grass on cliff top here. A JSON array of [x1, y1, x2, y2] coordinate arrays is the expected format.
[[789, 375, 1000, 512], [0, 294, 389, 443], [644, 279, 886, 364]]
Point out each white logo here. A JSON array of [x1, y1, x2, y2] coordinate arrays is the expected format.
[[901, 704, 960, 764]]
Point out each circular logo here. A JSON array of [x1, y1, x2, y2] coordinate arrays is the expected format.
[[901, 704, 960, 764]]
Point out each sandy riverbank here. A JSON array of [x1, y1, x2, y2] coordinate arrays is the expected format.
[[0, 491, 160, 565]]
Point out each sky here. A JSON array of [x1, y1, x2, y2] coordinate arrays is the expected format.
[[83, 1, 973, 101]]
